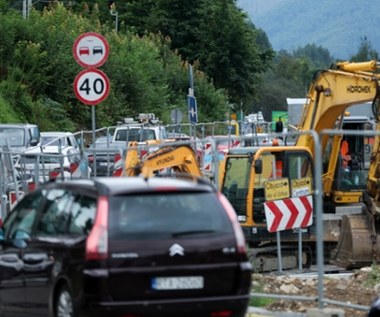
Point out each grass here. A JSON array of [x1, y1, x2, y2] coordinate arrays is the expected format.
[[363, 263, 380, 288], [0, 94, 21, 122], [249, 280, 275, 307]]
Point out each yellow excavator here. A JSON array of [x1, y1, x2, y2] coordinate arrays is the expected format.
[[219, 60, 380, 270], [122, 141, 203, 178]]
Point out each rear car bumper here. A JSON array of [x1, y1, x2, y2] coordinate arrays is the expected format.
[[80, 294, 250, 317]]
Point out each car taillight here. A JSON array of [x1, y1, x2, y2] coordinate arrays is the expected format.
[[27, 182, 36, 191], [218, 193, 247, 255], [114, 153, 121, 163], [69, 162, 78, 174], [49, 170, 60, 180], [86, 196, 109, 260]]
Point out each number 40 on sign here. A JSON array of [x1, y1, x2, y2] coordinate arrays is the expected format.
[[73, 68, 110, 106]]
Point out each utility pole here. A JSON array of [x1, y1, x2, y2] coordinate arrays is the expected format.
[[22, 0, 32, 19]]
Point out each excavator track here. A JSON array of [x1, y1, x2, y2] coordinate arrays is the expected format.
[[248, 245, 313, 273]]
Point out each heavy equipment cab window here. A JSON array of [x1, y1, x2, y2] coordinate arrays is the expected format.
[[3, 190, 45, 239], [287, 153, 313, 179], [222, 157, 250, 216], [254, 154, 276, 187], [36, 189, 75, 235], [223, 157, 250, 194]]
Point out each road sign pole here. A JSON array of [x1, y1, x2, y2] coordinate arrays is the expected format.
[[91, 106, 97, 177]]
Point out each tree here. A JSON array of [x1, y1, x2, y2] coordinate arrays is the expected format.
[[293, 44, 334, 69], [110, 0, 274, 109], [350, 36, 379, 62]]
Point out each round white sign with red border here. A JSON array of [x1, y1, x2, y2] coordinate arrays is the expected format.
[[73, 68, 110, 105], [73, 32, 109, 68]]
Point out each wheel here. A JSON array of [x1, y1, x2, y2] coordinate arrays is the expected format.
[[55, 285, 75, 317]]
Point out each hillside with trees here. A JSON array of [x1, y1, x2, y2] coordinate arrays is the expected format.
[[238, 0, 380, 60], [0, 0, 273, 131], [0, 0, 378, 130]]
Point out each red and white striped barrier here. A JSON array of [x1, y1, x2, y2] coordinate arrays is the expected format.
[[264, 195, 313, 232]]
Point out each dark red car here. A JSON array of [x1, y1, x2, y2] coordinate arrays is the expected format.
[[0, 176, 252, 317]]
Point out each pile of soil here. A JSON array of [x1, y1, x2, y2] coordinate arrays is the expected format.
[[252, 267, 380, 317]]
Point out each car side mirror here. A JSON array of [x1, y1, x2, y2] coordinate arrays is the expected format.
[[254, 159, 263, 174], [30, 138, 39, 146]]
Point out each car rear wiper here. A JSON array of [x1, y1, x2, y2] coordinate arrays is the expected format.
[[172, 230, 215, 237]]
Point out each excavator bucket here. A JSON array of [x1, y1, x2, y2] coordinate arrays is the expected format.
[[332, 214, 380, 268]]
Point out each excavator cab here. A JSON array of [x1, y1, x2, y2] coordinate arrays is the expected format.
[[321, 116, 374, 204], [220, 146, 314, 247]]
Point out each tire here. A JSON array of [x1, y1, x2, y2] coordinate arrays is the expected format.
[[55, 285, 76, 317]]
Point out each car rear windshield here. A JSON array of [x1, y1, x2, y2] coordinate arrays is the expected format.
[[114, 129, 156, 142], [108, 192, 233, 240]]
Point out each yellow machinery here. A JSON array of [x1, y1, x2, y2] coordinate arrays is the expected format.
[[122, 141, 203, 178], [220, 60, 380, 270]]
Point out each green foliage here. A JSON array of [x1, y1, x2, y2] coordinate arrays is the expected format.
[[0, 91, 22, 122], [106, 0, 274, 107], [250, 277, 275, 307], [364, 264, 380, 288], [293, 44, 335, 69], [0, 2, 229, 129], [350, 36, 379, 62]]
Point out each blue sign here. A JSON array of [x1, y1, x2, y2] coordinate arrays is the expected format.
[[187, 95, 197, 123]]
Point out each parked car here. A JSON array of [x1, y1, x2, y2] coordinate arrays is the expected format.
[[0, 123, 41, 165], [0, 123, 41, 150], [40, 131, 80, 150], [0, 176, 252, 317], [86, 135, 119, 176], [16, 145, 90, 183]]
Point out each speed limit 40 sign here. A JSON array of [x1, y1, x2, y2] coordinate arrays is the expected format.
[[73, 68, 110, 105]]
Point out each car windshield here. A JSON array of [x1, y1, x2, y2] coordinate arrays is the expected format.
[[0, 128, 25, 147], [41, 136, 67, 147], [108, 192, 233, 240]]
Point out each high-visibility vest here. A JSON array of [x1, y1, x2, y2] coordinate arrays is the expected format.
[[341, 140, 351, 167], [275, 160, 283, 177]]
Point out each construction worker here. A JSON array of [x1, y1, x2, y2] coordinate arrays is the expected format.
[[340, 137, 352, 169], [275, 116, 283, 133]]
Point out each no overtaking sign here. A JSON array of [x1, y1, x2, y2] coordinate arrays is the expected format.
[[73, 32, 109, 68]]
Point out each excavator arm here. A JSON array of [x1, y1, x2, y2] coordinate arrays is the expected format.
[[123, 142, 203, 178], [296, 60, 380, 153]]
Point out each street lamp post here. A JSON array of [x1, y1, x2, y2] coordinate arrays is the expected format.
[[109, 4, 118, 32]]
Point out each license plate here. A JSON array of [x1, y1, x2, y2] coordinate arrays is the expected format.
[[152, 276, 204, 290], [99, 162, 111, 166]]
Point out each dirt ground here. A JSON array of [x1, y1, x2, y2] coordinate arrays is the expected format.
[[252, 267, 380, 317]]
